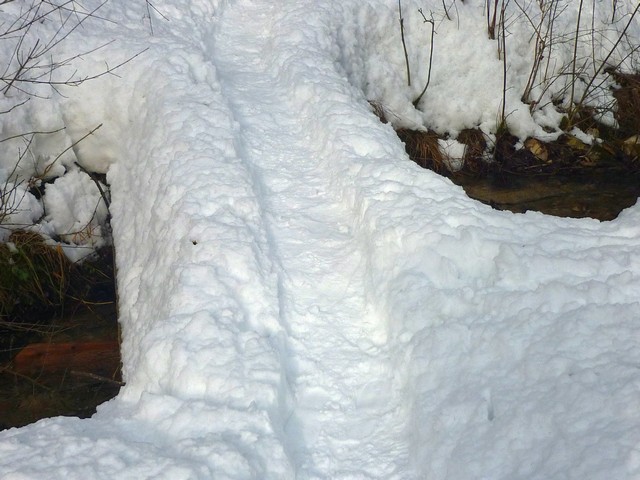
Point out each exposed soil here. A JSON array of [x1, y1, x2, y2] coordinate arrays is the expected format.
[[398, 127, 640, 221]]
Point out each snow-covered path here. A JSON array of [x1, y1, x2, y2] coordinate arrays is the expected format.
[[213, 1, 409, 475], [1, 0, 640, 478]]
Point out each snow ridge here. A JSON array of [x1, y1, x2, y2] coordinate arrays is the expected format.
[[1, 1, 640, 479], [213, 1, 412, 477], [0, 1, 296, 478]]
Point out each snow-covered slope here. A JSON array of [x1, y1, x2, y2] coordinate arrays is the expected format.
[[1, 1, 639, 479]]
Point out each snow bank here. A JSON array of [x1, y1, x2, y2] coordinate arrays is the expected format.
[[1, 1, 639, 479]]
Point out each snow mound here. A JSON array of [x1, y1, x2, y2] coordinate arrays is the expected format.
[[1, 1, 639, 479]]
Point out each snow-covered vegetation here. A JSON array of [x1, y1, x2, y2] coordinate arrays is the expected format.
[[1, 0, 639, 478]]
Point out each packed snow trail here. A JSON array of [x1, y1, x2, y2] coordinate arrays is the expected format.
[[212, 1, 412, 476], [212, 1, 640, 477], [1, 1, 640, 479]]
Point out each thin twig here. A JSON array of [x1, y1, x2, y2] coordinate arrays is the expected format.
[[398, 0, 411, 86], [413, 9, 435, 107], [500, 0, 508, 125], [74, 161, 110, 209], [145, 0, 169, 35], [38, 123, 103, 180], [488, 0, 499, 39], [442, 0, 451, 21], [568, 0, 585, 118], [0, 127, 65, 143], [575, 2, 640, 112], [0, 1, 145, 97], [0, 365, 53, 392], [70, 370, 124, 386]]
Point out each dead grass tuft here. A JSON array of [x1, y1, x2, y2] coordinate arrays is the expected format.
[[0, 232, 70, 319], [608, 70, 640, 137], [457, 129, 489, 175], [369, 101, 389, 124], [396, 129, 446, 172]]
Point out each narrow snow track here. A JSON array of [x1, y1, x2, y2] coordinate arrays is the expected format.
[[2, 1, 640, 479], [212, 1, 412, 477]]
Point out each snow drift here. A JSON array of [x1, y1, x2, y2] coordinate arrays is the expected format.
[[1, 0, 639, 479]]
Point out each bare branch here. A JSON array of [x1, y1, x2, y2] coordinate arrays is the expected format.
[[413, 9, 435, 107], [398, 0, 411, 87]]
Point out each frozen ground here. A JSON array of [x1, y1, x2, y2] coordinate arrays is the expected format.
[[1, 0, 640, 478]]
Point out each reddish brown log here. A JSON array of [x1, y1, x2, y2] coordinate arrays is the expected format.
[[12, 341, 120, 378]]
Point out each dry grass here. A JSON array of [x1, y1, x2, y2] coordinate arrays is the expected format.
[[609, 70, 640, 138], [396, 128, 446, 172], [0, 231, 70, 319], [457, 128, 489, 175]]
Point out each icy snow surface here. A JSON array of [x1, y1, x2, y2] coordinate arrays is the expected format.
[[1, 0, 640, 479]]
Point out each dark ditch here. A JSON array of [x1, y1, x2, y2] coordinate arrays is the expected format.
[[398, 127, 640, 221], [0, 246, 120, 431], [450, 171, 640, 221]]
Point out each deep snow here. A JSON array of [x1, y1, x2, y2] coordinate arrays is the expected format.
[[1, 0, 640, 479]]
